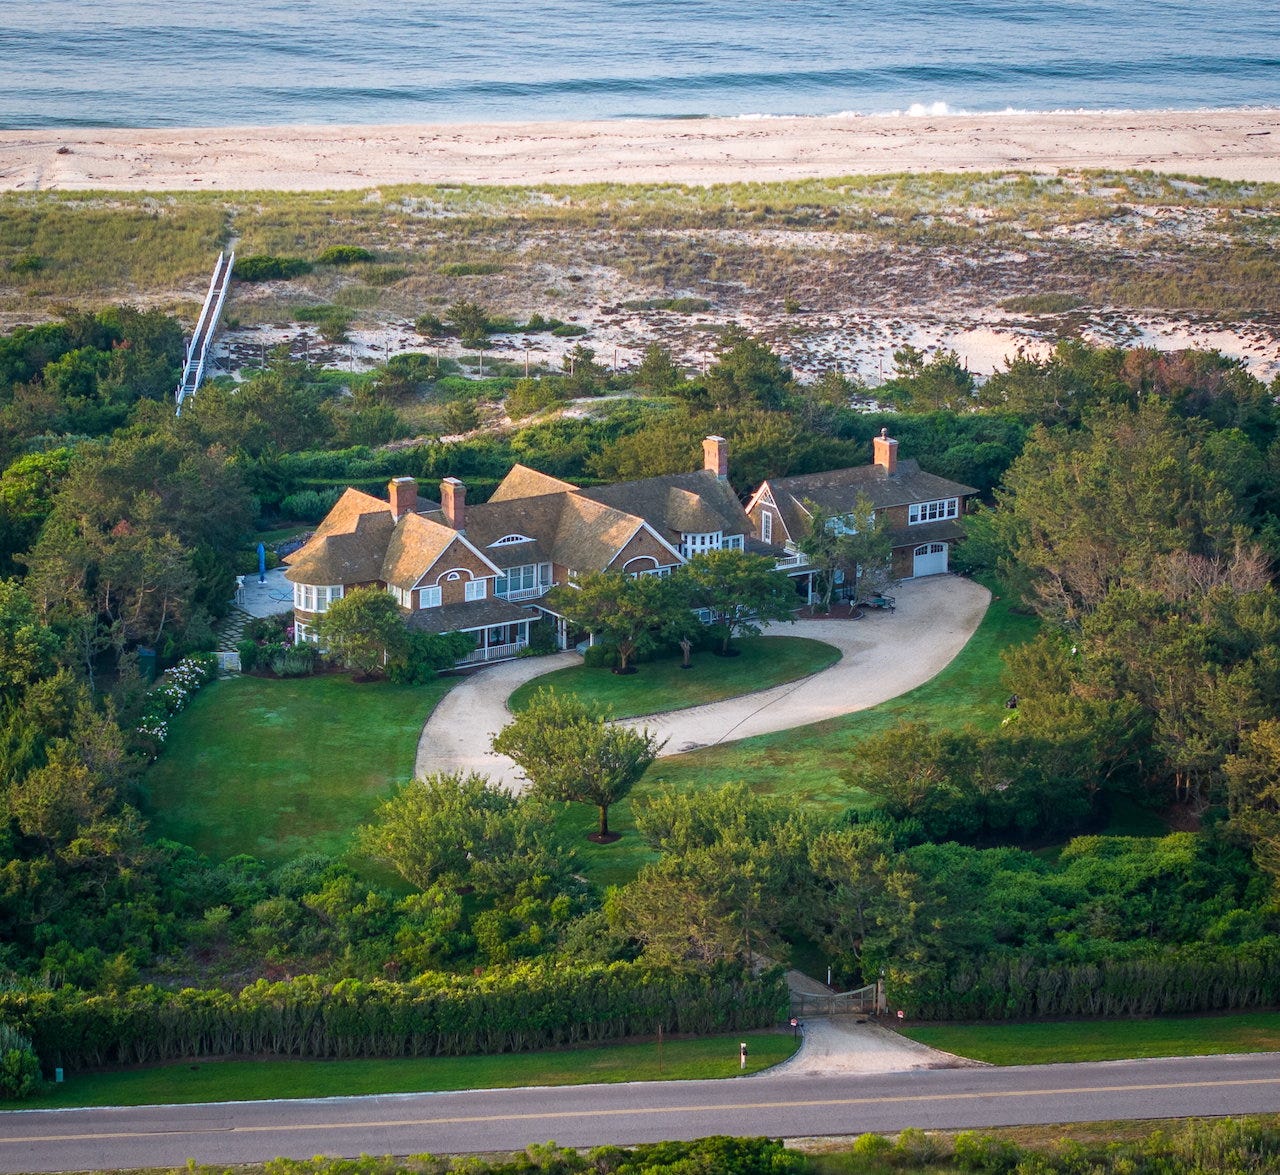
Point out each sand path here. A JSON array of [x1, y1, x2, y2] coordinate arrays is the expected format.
[[414, 575, 990, 791]]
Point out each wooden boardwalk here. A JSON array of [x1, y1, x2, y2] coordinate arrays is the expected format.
[[175, 250, 234, 412]]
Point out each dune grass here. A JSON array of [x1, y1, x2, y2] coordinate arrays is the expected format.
[[1, 1030, 797, 1111], [900, 1012, 1280, 1066], [143, 674, 451, 863], [507, 635, 841, 720]]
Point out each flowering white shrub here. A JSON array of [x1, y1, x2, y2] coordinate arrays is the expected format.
[[134, 653, 219, 752]]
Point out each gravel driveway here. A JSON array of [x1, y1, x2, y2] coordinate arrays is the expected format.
[[415, 575, 990, 790]]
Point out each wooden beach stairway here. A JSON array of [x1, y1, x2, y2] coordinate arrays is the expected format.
[[175, 250, 235, 413]]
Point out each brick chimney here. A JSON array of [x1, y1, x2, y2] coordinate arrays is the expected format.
[[388, 476, 418, 520], [702, 435, 729, 481], [440, 477, 466, 530], [873, 428, 898, 475]]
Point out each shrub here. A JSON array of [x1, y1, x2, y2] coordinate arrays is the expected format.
[[316, 245, 375, 265], [582, 642, 617, 669], [999, 292, 1084, 315], [440, 261, 503, 276], [414, 313, 448, 337], [551, 323, 589, 337], [235, 255, 313, 282], [386, 631, 475, 684], [271, 645, 316, 678], [10, 253, 43, 276], [0, 1024, 40, 1100], [236, 639, 259, 673], [281, 488, 342, 522]]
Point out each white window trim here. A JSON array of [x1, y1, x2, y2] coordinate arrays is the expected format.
[[680, 531, 723, 558], [908, 498, 959, 525], [760, 511, 773, 544], [491, 534, 534, 546], [293, 583, 344, 613], [464, 578, 487, 601], [421, 585, 442, 608]]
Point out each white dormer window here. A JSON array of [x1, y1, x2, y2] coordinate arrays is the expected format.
[[491, 534, 534, 546], [680, 532, 723, 558], [465, 579, 487, 601], [909, 498, 959, 525], [421, 585, 442, 608]]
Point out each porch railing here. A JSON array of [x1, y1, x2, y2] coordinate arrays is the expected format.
[[775, 552, 809, 569], [459, 639, 528, 665]]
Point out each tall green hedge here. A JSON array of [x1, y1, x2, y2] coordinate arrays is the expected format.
[[2, 962, 786, 1069], [899, 943, 1280, 1020]]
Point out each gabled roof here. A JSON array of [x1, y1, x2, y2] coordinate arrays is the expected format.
[[577, 469, 750, 544], [755, 460, 977, 540], [488, 464, 579, 502], [450, 491, 571, 569], [553, 496, 653, 572], [381, 512, 474, 590], [284, 488, 396, 585]]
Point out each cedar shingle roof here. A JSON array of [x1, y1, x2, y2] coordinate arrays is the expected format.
[[381, 513, 465, 589], [284, 488, 396, 585], [577, 470, 750, 546], [290, 454, 753, 591], [488, 464, 578, 502], [761, 459, 977, 542], [406, 597, 539, 634]]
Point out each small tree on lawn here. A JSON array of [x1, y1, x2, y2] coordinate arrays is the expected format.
[[318, 586, 407, 679], [547, 571, 685, 674], [679, 550, 797, 655], [493, 688, 665, 842]]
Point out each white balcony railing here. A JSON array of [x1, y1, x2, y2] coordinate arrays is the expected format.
[[774, 552, 810, 569], [459, 639, 528, 665], [498, 584, 549, 602]]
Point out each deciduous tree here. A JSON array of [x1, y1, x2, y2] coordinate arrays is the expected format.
[[318, 587, 408, 679], [679, 550, 796, 654], [493, 689, 663, 840]]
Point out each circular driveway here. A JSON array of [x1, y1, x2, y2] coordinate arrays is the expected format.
[[415, 575, 991, 791]]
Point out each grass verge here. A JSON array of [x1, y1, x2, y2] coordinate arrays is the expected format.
[[507, 636, 841, 719], [143, 674, 452, 863], [900, 1011, 1280, 1066], [1, 1031, 797, 1110]]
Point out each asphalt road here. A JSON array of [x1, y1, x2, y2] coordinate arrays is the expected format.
[[3, 1054, 1279, 1173]]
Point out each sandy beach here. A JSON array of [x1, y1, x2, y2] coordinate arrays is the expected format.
[[2, 110, 1279, 191]]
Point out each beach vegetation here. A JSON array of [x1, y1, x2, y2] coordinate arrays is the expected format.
[[234, 254, 313, 282], [316, 245, 375, 265]]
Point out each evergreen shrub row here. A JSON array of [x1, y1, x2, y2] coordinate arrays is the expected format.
[[2, 963, 786, 1070]]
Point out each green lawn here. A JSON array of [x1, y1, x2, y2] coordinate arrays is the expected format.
[[901, 1012, 1280, 1066], [568, 587, 1036, 884], [2, 1030, 798, 1110], [508, 636, 841, 719], [144, 674, 452, 863]]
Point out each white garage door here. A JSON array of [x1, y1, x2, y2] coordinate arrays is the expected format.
[[912, 542, 949, 577]]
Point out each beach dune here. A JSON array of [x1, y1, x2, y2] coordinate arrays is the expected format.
[[2, 110, 1278, 191]]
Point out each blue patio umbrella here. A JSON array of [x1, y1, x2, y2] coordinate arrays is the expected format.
[[258, 542, 266, 584]]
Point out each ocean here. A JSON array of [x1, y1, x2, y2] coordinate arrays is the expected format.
[[2, 0, 1279, 129]]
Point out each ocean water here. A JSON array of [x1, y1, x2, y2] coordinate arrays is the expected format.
[[2, 0, 1279, 129]]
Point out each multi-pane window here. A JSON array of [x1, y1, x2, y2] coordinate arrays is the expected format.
[[495, 565, 538, 596], [724, 534, 744, 550], [680, 532, 723, 558], [294, 583, 344, 612], [908, 498, 958, 525], [389, 585, 414, 608], [760, 511, 773, 544], [464, 578, 487, 601], [421, 585, 442, 608]]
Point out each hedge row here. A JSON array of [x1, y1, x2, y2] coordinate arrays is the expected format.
[[2, 962, 787, 1069], [901, 943, 1280, 1020]]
